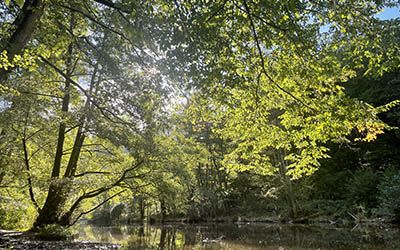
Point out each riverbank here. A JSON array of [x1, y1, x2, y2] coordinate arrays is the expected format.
[[0, 230, 120, 250], [156, 214, 397, 226]]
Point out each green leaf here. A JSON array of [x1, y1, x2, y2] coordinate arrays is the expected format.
[[15, 0, 25, 8]]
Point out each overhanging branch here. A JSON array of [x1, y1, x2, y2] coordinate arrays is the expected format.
[[39, 55, 137, 128], [61, 159, 145, 224], [92, 0, 131, 13], [69, 189, 126, 226], [241, 0, 316, 111]]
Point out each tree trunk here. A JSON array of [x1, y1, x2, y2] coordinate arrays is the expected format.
[[33, 184, 68, 227], [0, 0, 44, 80], [64, 127, 85, 177], [34, 19, 75, 227], [160, 199, 167, 224], [139, 195, 146, 222], [63, 63, 98, 178]]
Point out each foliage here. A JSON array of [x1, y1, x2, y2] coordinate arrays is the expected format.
[[378, 167, 400, 220], [0, 198, 36, 230], [35, 224, 72, 241], [0, 0, 399, 228], [345, 169, 379, 210], [163, 3, 400, 180]]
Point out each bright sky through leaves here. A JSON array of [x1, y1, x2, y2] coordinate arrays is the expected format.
[[375, 7, 400, 19]]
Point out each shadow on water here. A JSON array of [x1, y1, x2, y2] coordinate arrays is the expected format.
[[75, 223, 400, 250]]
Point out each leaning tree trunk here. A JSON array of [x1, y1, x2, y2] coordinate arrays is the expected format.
[[33, 185, 69, 226], [33, 38, 75, 227], [0, 0, 44, 81], [34, 59, 102, 227]]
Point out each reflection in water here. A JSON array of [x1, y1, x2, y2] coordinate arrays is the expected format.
[[75, 223, 400, 250]]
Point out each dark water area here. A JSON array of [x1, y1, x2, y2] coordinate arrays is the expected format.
[[74, 223, 400, 250]]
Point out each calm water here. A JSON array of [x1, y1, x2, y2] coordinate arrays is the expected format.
[[74, 223, 400, 250]]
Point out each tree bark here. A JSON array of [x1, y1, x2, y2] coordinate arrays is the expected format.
[[63, 128, 85, 177], [160, 198, 167, 224], [63, 63, 98, 178], [0, 0, 44, 80], [34, 20, 75, 228], [139, 195, 145, 222], [158, 227, 167, 249], [51, 37, 74, 178]]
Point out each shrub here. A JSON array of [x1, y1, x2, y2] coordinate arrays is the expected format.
[[345, 168, 379, 210], [378, 167, 400, 221], [0, 198, 35, 230], [36, 224, 72, 241]]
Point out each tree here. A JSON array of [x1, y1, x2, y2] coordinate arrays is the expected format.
[[157, 0, 399, 177], [155, 0, 400, 218], [1, 0, 399, 228], [1, 0, 169, 228]]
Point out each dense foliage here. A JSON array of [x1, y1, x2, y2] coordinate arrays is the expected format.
[[0, 0, 399, 230]]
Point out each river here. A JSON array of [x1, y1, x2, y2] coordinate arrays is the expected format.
[[73, 223, 400, 249]]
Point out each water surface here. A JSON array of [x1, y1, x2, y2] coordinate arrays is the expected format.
[[75, 223, 400, 249]]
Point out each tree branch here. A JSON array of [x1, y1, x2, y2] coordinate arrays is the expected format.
[[22, 138, 40, 211], [59, 3, 145, 58], [235, 1, 289, 32], [39, 55, 137, 128], [73, 171, 112, 178], [18, 90, 62, 99], [61, 159, 145, 224], [241, 0, 315, 111], [92, 0, 131, 13], [206, 0, 229, 22], [21, 111, 40, 212], [68, 190, 126, 226], [28, 141, 52, 161]]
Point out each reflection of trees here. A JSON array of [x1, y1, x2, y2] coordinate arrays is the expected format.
[[158, 227, 166, 249], [158, 227, 179, 249], [138, 222, 145, 237], [72, 223, 400, 250], [105, 224, 400, 249], [125, 226, 189, 249], [184, 229, 196, 247], [110, 226, 124, 241]]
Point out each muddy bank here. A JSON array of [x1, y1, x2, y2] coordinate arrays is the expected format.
[[0, 230, 120, 250]]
